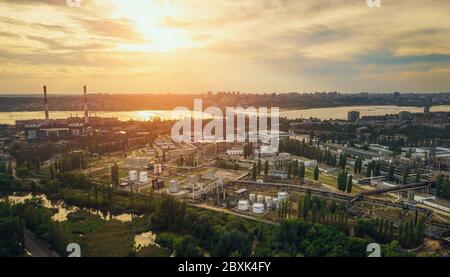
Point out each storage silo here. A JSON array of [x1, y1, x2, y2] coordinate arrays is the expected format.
[[249, 194, 256, 202], [238, 200, 249, 211], [277, 192, 289, 201], [169, 180, 180, 193], [129, 170, 138, 182], [154, 164, 162, 174], [139, 171, 148, 183], [257, 195, 264, 203], [252, 203, 265, 214]]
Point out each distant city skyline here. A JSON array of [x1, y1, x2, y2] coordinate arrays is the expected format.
[[1, 0, 450, 94]]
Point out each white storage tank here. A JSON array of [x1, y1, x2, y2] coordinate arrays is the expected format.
[[257, 195, 264, 203], [139, 171, 148, 183], [277, 192, 289, 202], [238, 200, 249, 211], [129, 170, 138, 182], [169, 180, 180, 193], [252, 203, 265, 214], [154, 164, 162, 174], [249, 194, 256, 202]]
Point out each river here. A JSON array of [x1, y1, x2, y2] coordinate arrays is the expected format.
[[1, 105, 450, 124]]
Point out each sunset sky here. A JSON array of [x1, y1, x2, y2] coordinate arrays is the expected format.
[[1, 0, 450, 94]]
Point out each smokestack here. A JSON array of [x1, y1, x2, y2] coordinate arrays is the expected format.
[[43, 85, 49, 124], [84, 85, 88, 124]]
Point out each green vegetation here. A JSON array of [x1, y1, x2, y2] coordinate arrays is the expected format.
[[436, 175, 450, 200], [0, 202, 25, 257], [313, 166, 320, 181], [280, 139, 338, 167]]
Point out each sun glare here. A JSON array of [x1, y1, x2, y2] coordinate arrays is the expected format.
[[110, 0, 195, 52]]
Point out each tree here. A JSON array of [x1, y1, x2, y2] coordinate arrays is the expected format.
[[7, 163, 13, 176], [257, 159, 262, 174], [111, 163, 119, 186], [264, 160, 269, 177], [298, 163, 305, 183], [252, 163, 257, 180], [402, 166, 410, 184], [313, 166, 320, 181], [339, 154, 347, 169], [346, 175, 353, 193], [388, 164, 395, 180], [287, 162, 292, 180], [415, 216, 426, 246], [49, 165, 55, 180]]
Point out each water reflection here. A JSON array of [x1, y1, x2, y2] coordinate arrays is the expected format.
[[1, 105, 450, 124], [1, 193, 137, 223], [134, 231, 158, 251]]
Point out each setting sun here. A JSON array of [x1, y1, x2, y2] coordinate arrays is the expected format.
[[111, 0, 196, 52]]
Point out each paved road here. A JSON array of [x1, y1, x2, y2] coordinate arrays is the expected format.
[[190, 203, 278, 226], [24, 229, 60, 257]]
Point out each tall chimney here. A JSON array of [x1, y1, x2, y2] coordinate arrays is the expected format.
[[43, 85, 49, 124], [84, 85, 88, 124]]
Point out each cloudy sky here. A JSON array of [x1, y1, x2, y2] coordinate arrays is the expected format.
[[1, 0, 450, 94]]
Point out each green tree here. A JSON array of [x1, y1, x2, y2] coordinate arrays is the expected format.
[[388, 164, 395, 180], [264, 160, 269, 177], [257, 159, 262, 174], [298, 163, 305, 183], [402, 166, 410, 184], [7, 163, 13, 176], [415, 216, 426, 246], [313, 166, 320, 181], [346, 175, 353, 193], [49, 165, 55, 180], [252, 163, 257, 180], [111, 163, 119, 186]]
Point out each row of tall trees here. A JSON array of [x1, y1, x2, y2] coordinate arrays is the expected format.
[[354, 216, 426, 249], [337, 171, 353, 193], [53, 152, 88, 174], [297, 191, 350, 232], [279, 139, 338, 167], [354, 157, 363, 174]]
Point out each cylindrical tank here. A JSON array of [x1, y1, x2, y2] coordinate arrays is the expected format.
[[129, 170, 137, 182], [154, 164, 162, 174], [238, 200, 249, 211], [277, 192, 289, 202], [139, 171, 148, 183], [257, 195, 264, 203], [169, 180, 180, 193], [249, 194, 256, 202], [252, 203, 265, 214]]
